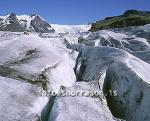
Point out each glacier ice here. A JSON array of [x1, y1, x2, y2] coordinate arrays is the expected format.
[[0, 24, 150, 121]]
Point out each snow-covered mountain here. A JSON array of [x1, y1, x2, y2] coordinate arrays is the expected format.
[[0, 13, 150, 121], [0, 13, 92, 34], [0, 13, 55, 33]]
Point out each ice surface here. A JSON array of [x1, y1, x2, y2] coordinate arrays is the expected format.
[[0, 23, 150, 121], [0, 76, 48, 121], [51, 24, 91, 34], [49, 81, 116, 121], [67, 24, 150, 121]]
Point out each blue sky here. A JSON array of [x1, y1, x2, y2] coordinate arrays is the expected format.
[[0, 0, 150, 24]]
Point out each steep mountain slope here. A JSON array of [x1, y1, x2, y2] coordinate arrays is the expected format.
[[0, 13, 55, 33], [90, 10, 150, 31]]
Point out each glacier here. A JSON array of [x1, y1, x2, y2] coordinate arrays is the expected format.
[[0, 23, 150, 121]]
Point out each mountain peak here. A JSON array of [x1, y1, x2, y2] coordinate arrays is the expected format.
[[0, 13, 55, 33], [9, 13, 16, 17], [31, 13, 40, 18], [31, 13, 37, 17], [123, 10, 150, 16]]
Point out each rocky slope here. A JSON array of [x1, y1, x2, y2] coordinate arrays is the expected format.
[[0, 13, 55, 33], [90, 10, 150, 31]]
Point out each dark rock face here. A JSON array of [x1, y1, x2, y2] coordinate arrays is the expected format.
[[31, 15, 55, 33], [90, 10, 150, 31], [0, 13, 55, 33]]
